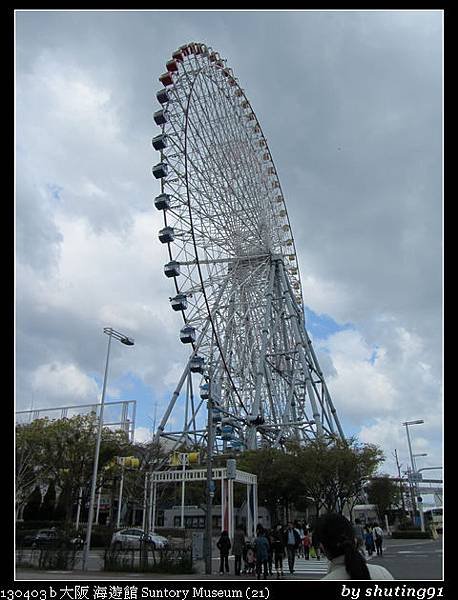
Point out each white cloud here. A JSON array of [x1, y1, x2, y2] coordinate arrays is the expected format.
[[319, 329, 398, 421], [134, 426, 153, 444], [31, 362, 100, 405]]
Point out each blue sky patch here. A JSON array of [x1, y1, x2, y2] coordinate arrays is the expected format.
[[304, 306, 355, 340]]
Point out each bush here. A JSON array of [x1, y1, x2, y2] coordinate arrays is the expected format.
[[391, 530, 432, 539]]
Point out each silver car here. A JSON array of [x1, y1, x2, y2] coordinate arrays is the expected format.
[[111, 528, 168, 550]]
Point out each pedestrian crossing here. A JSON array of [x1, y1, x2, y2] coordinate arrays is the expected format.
[[288, 556, 330, 575]]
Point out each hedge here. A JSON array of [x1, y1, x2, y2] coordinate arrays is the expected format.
[[391, 530, 433, 539]]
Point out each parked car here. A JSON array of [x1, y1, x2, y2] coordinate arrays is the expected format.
[[110, 528, 168, 550], [31, 528, 83, 550]]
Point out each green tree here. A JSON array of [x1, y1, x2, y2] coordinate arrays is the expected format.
[[16, 414, 132, 524], [39, 480, 57, 521], [365, 475, 401, 523], [16, 419, 52, 518], [23, 485, 42, 521], [236, 438, 384, 522], [237, 447, 302, 522], [299, 438, 384, 517]]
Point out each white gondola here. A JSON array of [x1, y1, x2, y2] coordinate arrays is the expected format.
[[158, 226, 175, 243], [170, 294, 188, 311], [199, 383, 210, 399], [212, 406, 223, 423], [164, 261, 180, 278], [153, 109, 167, 125], [152, 133, 167, 150], [221, 424, 234, 441], [189, 355, 205, 373], [230, 439, 243, 451], [180, 325, 196, 344], [156, 89, 169, 104], [154, 193, 171, 210], [152, 162, 168, 179]]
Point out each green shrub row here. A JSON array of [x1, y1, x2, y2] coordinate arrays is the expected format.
[[391, 530, 432, 539]]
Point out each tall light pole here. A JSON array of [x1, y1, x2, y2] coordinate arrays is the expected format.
[[402, 420, 424, 528], [82, 327, 134, 571], [205, 370, 215, 575], [413, 453, 428, 470]]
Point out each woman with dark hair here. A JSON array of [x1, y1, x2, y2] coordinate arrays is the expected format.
[[314, 514, 394, 580]]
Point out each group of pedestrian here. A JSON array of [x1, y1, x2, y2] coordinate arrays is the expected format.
[[216, 514, 394, 580], [353, 518, 384, 557], [216, 520, 322, 579]]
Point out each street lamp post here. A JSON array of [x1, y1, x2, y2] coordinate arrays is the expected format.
[[82, 327, 134, 571], [413, 453, 427, 532], [204, 373, 214, 575], [402, 420, 424, 529]]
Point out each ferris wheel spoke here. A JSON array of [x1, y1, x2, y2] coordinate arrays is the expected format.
[[197, 79, 268, 231], [190, 72, 267, 228]]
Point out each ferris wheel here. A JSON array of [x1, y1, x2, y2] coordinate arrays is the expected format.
[[152, 42, 345, 454]]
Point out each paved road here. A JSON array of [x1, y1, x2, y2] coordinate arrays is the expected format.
[[16, 537, 443, 581], [368, 537, 443, 580]]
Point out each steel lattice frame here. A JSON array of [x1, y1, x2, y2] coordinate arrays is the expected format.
[[152, 42, 344, 454]]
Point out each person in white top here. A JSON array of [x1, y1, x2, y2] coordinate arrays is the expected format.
[[313, 513, 394, 580], [372, 524, 384, 556]]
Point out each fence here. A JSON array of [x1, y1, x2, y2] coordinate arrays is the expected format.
[[16, 543, 194, 574]]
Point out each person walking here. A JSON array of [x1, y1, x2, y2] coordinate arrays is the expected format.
[[254, 527, 270, 580], [311, 527, 322, 560], [314, 513, 394, 580], [232, 526, 246, 575], [285, 521, 301, 574], [271, 524, 285, 579], [265, 528, 274, 575], [302, 527, 311, 560], [216, 530, 231, 575], [295, 521, 305, 557], [353, 518, 365, 556], [364, 525, 375, 557], [372, 523, 384, 557]]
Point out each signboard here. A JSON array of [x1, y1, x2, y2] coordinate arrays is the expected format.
[[191, 532, 204, 559], [408, 472, 423, 483], [226, 459, 237, 479]]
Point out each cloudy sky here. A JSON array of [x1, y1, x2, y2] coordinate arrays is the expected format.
[[15, 10, 443, 484]]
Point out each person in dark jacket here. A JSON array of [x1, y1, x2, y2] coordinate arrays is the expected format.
[[311, 527, 322, 560], [285, 521, 301, 574], [364, 525, 375, 556], [271, 524, 285, 578], [216, 530, 231, 575], [254, 527, 270, 580], [232, 526, 246, 576]]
